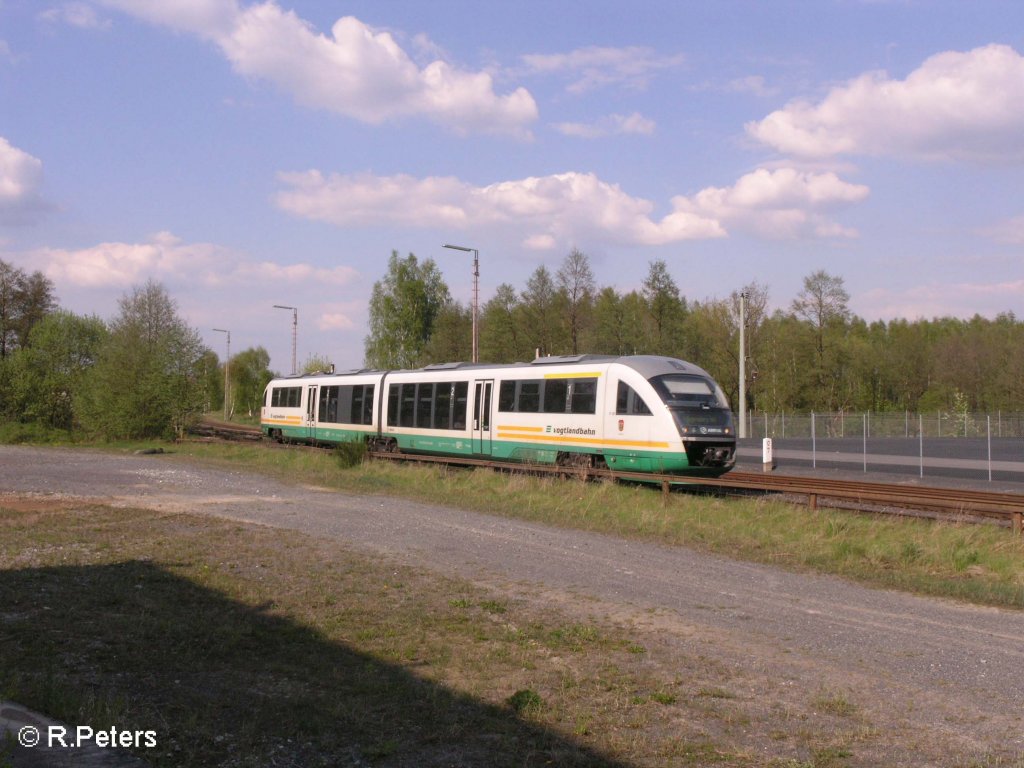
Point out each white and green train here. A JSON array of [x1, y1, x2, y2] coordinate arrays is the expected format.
[[260, 355, 736, 477]]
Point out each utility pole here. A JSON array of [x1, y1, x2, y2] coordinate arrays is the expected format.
[[212, 328, 230, 420], [273, 305, 298, 375], [442, 244, 480, 363], [738, 292, 748, 439]]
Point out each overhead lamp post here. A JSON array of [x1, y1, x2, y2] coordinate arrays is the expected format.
[[273, 304, 298, 375], [738, 292, 748, 439], [442, 243, 479, 363], [212, 327, 230, 421]]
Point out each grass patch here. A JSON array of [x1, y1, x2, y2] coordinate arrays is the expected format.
[[0, 422, 77, 445], [507, 689, 544, 715], [169, 441, 1024, 609], [649, 690, 678, 705], [812, 691, 859, 718]]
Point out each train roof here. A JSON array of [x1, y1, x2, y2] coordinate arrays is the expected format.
[[266, 354, 717, 383]]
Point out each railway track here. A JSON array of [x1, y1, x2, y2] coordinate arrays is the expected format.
[[696, 470, 1024, 532], [188, 419, 1024, 535], [189, 419, 265, 441]]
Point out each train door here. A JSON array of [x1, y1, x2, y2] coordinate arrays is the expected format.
[[305, 384, 318, 441], [472, 379, 493, 455]]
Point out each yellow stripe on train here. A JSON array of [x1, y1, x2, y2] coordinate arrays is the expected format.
[[496, 432, 669, 449]]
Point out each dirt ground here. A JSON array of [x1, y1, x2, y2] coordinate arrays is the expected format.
[[2, 445, 1023, 766]]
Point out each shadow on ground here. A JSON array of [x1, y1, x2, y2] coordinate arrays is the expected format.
[[1, 561, 629, 767]]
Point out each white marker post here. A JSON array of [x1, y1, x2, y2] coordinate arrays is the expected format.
[[762, 437, 774, 473]]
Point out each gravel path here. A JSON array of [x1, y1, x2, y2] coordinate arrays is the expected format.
[[2, 445, 1022, 763]]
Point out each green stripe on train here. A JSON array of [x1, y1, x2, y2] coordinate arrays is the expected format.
[[261, 425, 693, 474]]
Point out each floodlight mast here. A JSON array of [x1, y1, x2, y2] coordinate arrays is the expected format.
[[212, 328, 230, 420], [738, 293, 748, 439], [273, 305, 298, 375], [442, 244, 479, 363]]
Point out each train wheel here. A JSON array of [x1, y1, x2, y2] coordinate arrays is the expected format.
[[556, 451, 595, 480], [556, 451, 595, 468]]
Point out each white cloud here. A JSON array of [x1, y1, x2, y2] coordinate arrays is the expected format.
[[554, 112, 656, 139], [276, 170, 726, 248], [99, 0, 242, 38], [0, 137, 46, 224], [724, 75, 774, 98], [100, 0, 537, 136], [30, 231, 357, 288], [317, 310, 356, 331], [521, 45, 684, 93], [522, 234, 556, 251], [747, 44, 1024, 163], [230, 260, 357, 286], [668, 167, 869, 240], [276, 166, 868, 246], [39, 3, 112, 29], [983, 214, 1024, 245], [33, 231, 231, 287], [856, 279, 1024, 321]]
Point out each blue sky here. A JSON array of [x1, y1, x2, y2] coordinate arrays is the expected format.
[[1, 0, 1022, 373]]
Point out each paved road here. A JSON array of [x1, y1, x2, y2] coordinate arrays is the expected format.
[[737, 436, 1024, 486], [2, 445, 1023, 763]]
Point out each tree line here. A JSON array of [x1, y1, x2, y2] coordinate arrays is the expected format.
[[2, 248, 1020, 441], [365, 250, 1024, 414], [0, 260, 276, 439]]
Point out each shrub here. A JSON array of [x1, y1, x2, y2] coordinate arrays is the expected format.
[[335, 438, 367, 469]]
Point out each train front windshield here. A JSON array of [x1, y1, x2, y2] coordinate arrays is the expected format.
[[649, 374, 734, 438]]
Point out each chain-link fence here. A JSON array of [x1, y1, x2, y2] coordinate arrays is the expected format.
[[740, 411, 1024, 440]]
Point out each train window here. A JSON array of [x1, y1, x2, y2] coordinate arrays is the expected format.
[[433, 383, 453, 429], [480, 383, 492, 430], [387, 384, 400, 426], [649, 375, 725, 408], [271, 386, 301, 408], [312, 384, 376, 425], [569, 379, 597, 414], [400, 384, 416, 427], [349, 386, 361, 424], [354, 385, 374, 425], [416, 383, 434, 428], [543, 379, 569, 413], [518, 381, 540, 412], [350, 386, 363, 425], [318, 386, 339, 423], [453, 382, 468, 429], [498, 381, 515, 412], [616, 381, 652, 415]]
